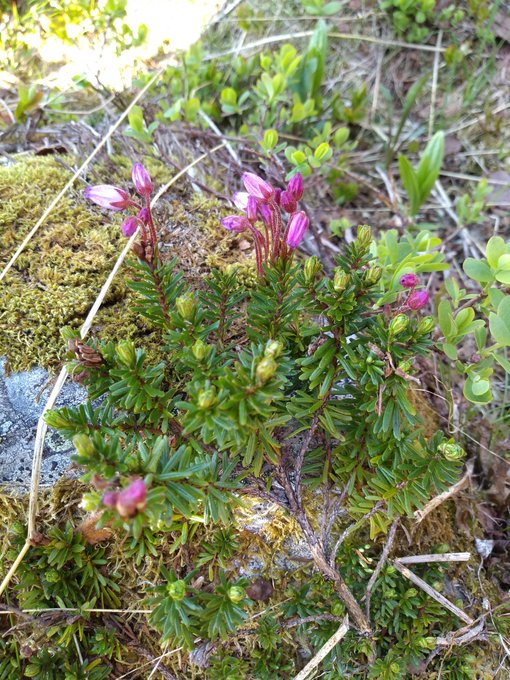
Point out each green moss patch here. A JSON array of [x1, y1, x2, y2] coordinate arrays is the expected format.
[[0, 155, 129, 372], [0, 155, 256, 373]]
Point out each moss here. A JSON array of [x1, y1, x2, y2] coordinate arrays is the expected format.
[[0, 155, 130, 372], [0, 155, 258, 373]]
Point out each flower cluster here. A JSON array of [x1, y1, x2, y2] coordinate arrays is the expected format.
[[399, 272, 429, 311], [222, 171, 309, 275], [102, 478, 148, 518], [85, 163, 157, 261]]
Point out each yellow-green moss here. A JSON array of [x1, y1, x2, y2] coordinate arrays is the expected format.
[[0, 155, 258, 373], [0, 155, 129, 371]]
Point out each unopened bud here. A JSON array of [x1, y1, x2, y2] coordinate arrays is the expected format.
[[417, 316, 435, 335], [228, 586, 246, 603], [256, 356, 277, 383], [363, 266, 383, 286], [73, 433, 94, 458], [407, 290, 429, 311], [287, 172, 304, 201], [280, 190, 297, 214], [400, 273, 419, 288], [389, 314, 409, 337], [304, 256, 322, 284], [45, 569, 60, 584], [438, 440, 465, 461], [117, 340, 136, 367], [176, 293, 196, 321], [167, 580, 187, 601], [132, 163, 153, 198], [198, 387, 216, 409], [102, 491, 118, 508], [265, 340, 283, 358], [356, 225, 372, 248], [116, 479, 147, 517], [192, 339, 208, 360], [333, 270, 350, 292]]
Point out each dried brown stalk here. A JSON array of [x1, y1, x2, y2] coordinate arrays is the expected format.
[[413, 460, 473, 524]]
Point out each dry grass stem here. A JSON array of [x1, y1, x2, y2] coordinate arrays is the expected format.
[[413, 460, 474, 524], [393, 560, 474, 625], [428, 29, 443, 138], [364, 519, 399, 618], [292, 616, 349, 680], [207, 31, 448, 63], [0, 67, 164, 283], [398, 553, 471, 564]]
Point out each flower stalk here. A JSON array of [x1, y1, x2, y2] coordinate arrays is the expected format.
[[221, 171, 310, 275]]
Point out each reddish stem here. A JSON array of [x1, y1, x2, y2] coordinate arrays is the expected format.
[[249, 226, 264, 276], [269, 199, 282, 259], [144, 197, 158, 249]]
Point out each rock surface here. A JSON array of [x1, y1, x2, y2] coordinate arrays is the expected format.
[[0, 359, 86, 488]]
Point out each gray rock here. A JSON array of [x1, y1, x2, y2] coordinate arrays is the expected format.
[[0, 358, 86, 488]]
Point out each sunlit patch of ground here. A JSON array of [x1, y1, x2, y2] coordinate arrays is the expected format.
[[12, 0, 223, 91]]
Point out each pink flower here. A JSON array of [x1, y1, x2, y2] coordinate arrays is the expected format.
[[285, 211, 309, 249], [273, 188, 282, 205], [138, 207, 150, 224], [258, 204, 273, 226], [221, 215, 251, 233], [85, 185, 131, 211], [102, 491, 118, 507], [121, 216, 140, 237], [406, 290, 429, 310], [232, 191, 249, 211], [400, 273, 419, 288], [132, 163, 153, 197], [116, 479, 147, 518], [287, 173, 304, 201], [280, 190, 297, 215], [242, 172, 274, 201], [246, 196, 258, 222]]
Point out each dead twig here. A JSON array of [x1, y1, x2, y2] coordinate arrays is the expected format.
[[397, 552, 470, 564], [413, 460, 473, 524], [393, 559, 474, 625], [293, 616, 349, 680], [364, 519, 399, 619], [421, 619, 487, 671]]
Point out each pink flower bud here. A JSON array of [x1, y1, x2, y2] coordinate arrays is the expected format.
[[116, 479, 147, 518], [280, 190, 297, 215], [85, 185, 131, 211], [232, 191, 249, 211], [246, 196, 258, 222], [132, 163, 153, 197], [121, 216, 140, 237], [138, 207, 150, 224], [242, 172, 274, 201], [406, 290, 429, 310], [287, 173, 303, 200], [285, 211, 309, 249], [221, 215, 251, 233], [400, 273, 419, 288], [102, 491, 118, 507], [259, 204, 273, 226], [273, 188, 282, 205]]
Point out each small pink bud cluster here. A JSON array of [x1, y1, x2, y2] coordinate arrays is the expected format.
[[222, 171, 309, 275], [399, 273, 429, 311], [102, 478, 147, 518], [85, 163, 157, 261]]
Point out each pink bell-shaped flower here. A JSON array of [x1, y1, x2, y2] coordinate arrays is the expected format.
[[84, 185, 131, 211]]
